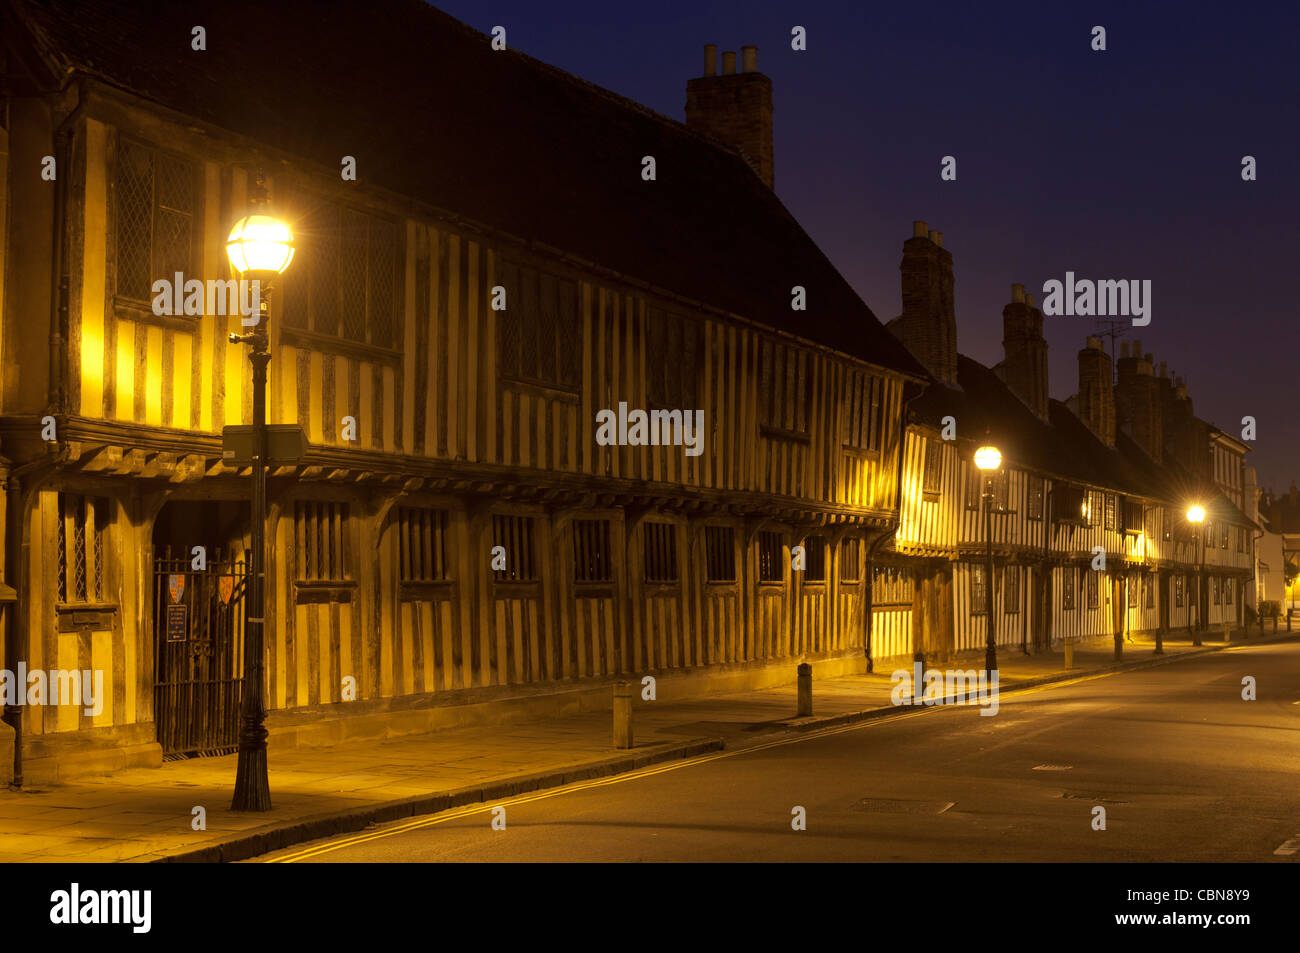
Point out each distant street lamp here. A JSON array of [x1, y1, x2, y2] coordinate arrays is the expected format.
[[1186, 504, 1205, 647], [227, 173, 294, 812], [975, 439, 1002, 675]]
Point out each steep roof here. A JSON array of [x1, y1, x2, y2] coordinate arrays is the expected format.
[[912, 354, 1221, 507], [9, 0, 927, 380]]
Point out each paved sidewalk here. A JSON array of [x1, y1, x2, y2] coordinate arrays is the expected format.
[[0, 629, 1279, 863]]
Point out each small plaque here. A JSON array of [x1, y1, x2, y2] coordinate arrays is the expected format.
[[166, 604, 188, 642]]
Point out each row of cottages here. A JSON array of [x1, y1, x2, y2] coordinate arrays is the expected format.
[[0, 1, 932, 779], [876, 222, 1255, 666]]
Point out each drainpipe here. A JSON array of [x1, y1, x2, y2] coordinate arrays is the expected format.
[[4, 450, 68, 788], [864, 383, 922, 672]]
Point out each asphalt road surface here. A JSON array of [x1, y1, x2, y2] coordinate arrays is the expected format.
[[256, 641, 1300, 862]]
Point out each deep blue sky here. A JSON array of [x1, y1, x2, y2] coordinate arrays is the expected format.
[[436, 0, 1299, 491]]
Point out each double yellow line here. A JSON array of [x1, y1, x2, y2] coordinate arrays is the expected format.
[[265, 663, 1147, 862]]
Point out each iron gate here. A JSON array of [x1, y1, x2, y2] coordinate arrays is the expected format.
[[153, 547, 248, 756]]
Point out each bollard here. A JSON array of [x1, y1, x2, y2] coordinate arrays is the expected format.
[[613, 681, 633, 749], [796, 663, 812, 717], [1063, 638, 1074, 670]]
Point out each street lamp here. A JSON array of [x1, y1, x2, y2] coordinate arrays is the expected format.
[[974, 439, 1002, 676], [1186, 504, 1205, 647], [226, 173, 294, 812]]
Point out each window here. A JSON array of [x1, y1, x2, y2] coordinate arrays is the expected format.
[[988, 469, 1011, 512], [840, 538, 861, 583], [115, 139, 196, 304], [646, 309, 702, 409], [1225, 577, 1233, 605], [492, 514, 537, 582], [296, 501, 350, 582], [57, 494, 111, 604], [759, 343, 816, 439], [1236, 527, 1245, 553], [1086, 569, 1099, 609], [1122, 498, 1143, 534], [1004, 566, 1019, 614], [705, 526, 736, 582], [1053, 485, 1087, 525], [971, 564, 988, 614], [803, 536, 827, 583], [496, 259, 580, 390], [1220, 523, 1229, 549], [1086, 491, 1103, 528], [1104, 494, 1117, 531], [1144, 574, 1154, 608], [1062, 567, 1076, 611], [573, 519, 612, 583], [1127, 573, 1139, 607], [1143, 505, 1156, 538], [1026, 477, 1044, 520], [642, 522, 678, 583], [396, 507, 448, 582], [838, 368, 885, 452], [872, 564, 914, 606], [965, 463, 981, 510], [1175, 574, 1185, 607], [758, 531, 783, 583], [282, 199, 400, 349], [922, 439, 943, 495], [1212, 576, 1221, 605]]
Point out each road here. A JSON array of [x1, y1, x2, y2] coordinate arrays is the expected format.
[[256, 641, 1300, 862]]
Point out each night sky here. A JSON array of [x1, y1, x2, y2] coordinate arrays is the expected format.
[[436, 0, 1299, 490]]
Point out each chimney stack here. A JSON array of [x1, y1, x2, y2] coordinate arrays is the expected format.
[[1001, 281, 1049, 420], [686, 44, 774, 187], [1116, 339, 1162, 461], [1077, 336, 1116, 447], [892, 222, 958, 386]]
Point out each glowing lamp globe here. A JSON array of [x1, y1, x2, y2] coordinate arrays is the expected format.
[[974, 445, 1002, 471], [1186, 504, 1206, 524], [226, 214, 295, 276]]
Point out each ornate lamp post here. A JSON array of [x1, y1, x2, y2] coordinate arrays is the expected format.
[[226, 174, 294, 812], [974, 440, 1002, 675], [1186, 504, 1205, 647]]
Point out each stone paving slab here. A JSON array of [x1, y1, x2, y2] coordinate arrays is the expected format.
[[0, 631, 1280, 863]]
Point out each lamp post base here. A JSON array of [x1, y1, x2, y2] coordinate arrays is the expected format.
[[231, 728, 272, 812]]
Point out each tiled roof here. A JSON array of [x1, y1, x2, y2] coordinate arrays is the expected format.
[[11, 0, 928, 380]]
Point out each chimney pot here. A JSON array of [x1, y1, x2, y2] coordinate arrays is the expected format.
[[1026, 292, 1035, 307], [929, 230, 943, 247], [1159, 361, 1167, 377], [913, 220, 928, 238], [1144, 352, 1153, 364], [741, 45, 758, 73], [1011, 283, 1025, 303], [721, 51, 736, 74], [704, 44, 717, 76], [1086, 335, 1104, 350], [1121, 340, 1130, 358], [1132, 338, 1141, 355]]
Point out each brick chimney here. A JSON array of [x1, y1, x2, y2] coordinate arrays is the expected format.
[[890, 222, 958, 386], [1115, 337, 1163, 461], [1000, 282, 1049, 419], [1077, 336, 1115, 447], [686, 44, 774, 188]]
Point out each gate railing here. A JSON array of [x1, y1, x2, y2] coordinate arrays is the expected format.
[[153, 547, 248, 756]]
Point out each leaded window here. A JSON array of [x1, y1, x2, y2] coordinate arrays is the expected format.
[[115, 138, 196, 303]]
